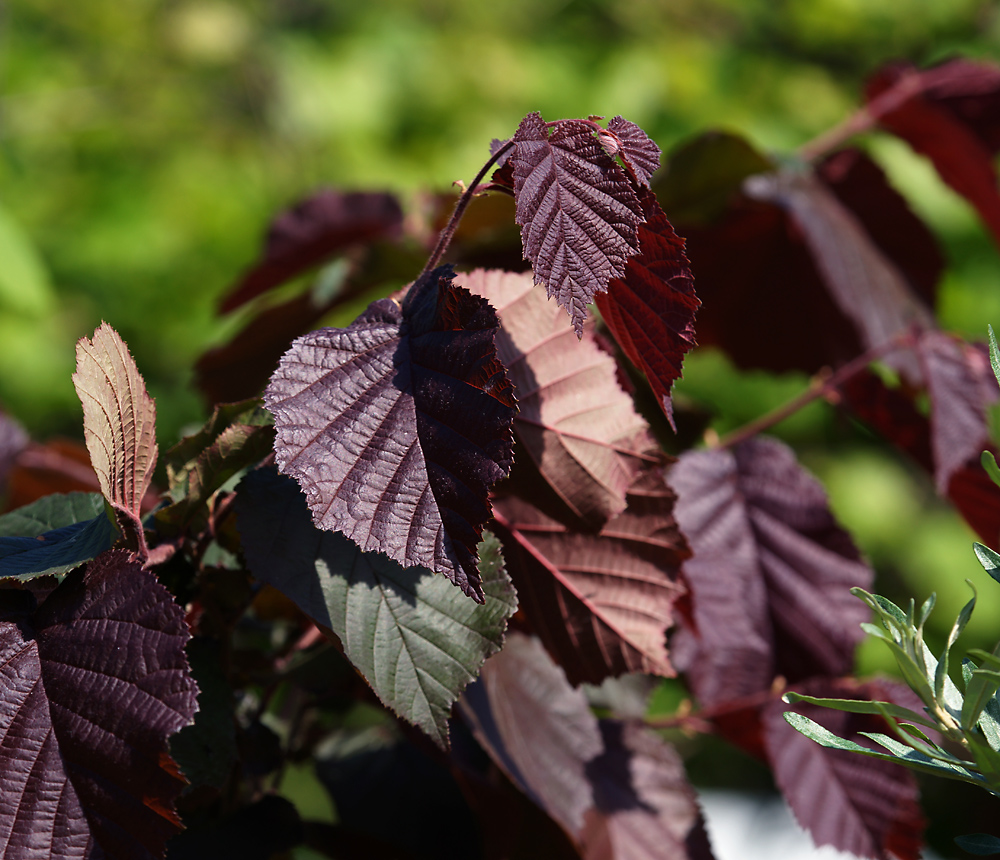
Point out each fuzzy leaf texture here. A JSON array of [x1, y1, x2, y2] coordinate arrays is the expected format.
[[264, 265, 517, 602], [464, 267, 656, 527], [595, 188, 699, 428], [72, 323, 158, 524], [236, 466, 517, 748], [510, 112, 643, 334], [459, 632, 715, 860], [668, 436, 872, 706], [0, 550, 199, 859], [492, 466, 687, 686]]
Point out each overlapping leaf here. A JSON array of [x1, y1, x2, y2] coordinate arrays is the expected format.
[[674, 139, 939, 376], [492, 468, 688, 686], [464, 267, 655, 527], [865, 59, 1000, 246], [744, 169, 934, 380], [0, 492, 117, 581], [605, 116, 662, 189], [72, 323, 158, 548], [459, 632, 715, 859], [236, 466, 517, 747], [510, 112, 643, 334], [264, 265, 517, 601], [219, 189, 404, 313], [768, 679, 925, 860], [595, 188, 699, 428], [0, 550, 198, 859], [669, 436, 872, 705]]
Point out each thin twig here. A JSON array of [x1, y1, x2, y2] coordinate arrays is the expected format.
[[713, 329, 919, 451]]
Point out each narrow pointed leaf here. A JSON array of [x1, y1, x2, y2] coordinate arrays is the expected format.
[[236, 466, 517, 747], [72, 323, 158, 524], [265, 265, 517, 601], [975, 542, 1000, 585], [595, 188, 700, 428], [768, 681, 925, 860], [782, 692, 936, 730], [0, 550, 199, 859], [464, 267, 655, 527], [669, 437, 872, 706], [459, 632, 715, 859], [510, 112, 643, 334], [492, 467, 688, 686], [954, 833, 1000, 856]]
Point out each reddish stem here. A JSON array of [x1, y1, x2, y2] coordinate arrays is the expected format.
[[418, 139, 515, 279], [713, 329, 920, 451]]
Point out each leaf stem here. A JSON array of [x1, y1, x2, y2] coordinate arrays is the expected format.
[[713, 329, 919, 451], [419, 139, 516, 279], [797, 70, 922, 162]]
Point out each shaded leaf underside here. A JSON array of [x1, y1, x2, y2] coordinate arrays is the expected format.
[[236, 466, 517, 748]]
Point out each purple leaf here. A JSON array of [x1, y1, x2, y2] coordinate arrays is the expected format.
[[464, 268, 657, 528], [607, 116, 662, 188], [595, 188, 699, 429], [265, 265, 517, 602], [918, 330, 999, 492], [0, 549, 199, 859], [765, 678, 925, 860], [511, 112, 643, 334], [460, 632, 715, 859], [669, 437, 872, 706], [492, 468, 688, 686], [219, 190, 404, 314]]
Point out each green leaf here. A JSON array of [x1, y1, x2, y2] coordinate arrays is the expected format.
[[966, 733, 1000, 789], [963, 647, 1000, 733], [937, 584, 977, 703], [0, 493, 118, 581], [955, 832, 1000, 855], [782, 692, 936, 729], [989, 324, 1000, 391], [975, 543, 1000, 586], [982, 451, 1000, 492], [783, 712, 986, 786], [236, 467, 518, 749], [159, 399, 275, 530]]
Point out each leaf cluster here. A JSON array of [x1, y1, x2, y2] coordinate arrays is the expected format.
[[1, 56, 1000, 860]]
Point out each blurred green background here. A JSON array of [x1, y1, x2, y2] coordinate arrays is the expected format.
[[4, 0, 1000, 819]]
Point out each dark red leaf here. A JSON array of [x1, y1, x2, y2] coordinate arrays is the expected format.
[[511, 112, 643, 334], [668, 437, 872, 706], [606, 116, 661, 189], [459, 632, 715, 859], [766, 678, 925, 860], [219, 190, 404, 314], [918, 330, 998, 492], [671, 134, 940, 376], [744, 169, 934, 380], [595, 189, 699, 429], [465, 268, 657, 528], [866, 59, 1000, 247], [0, 550, 198, 859], [265, 265, 517, 602], [492, 467, 688, 686]]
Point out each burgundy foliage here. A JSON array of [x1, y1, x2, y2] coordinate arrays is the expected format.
[[510, 113, 644, 334], [604, 116, 662, 189], [219, 189, 404, 313], [866, 59, 1000, 247], [595, 189, 699, 427], [460, 632, 715, 860], [0, 550, 198, 860], [492, 467, 688, 686], [668, 437, 872, 705], [766, 678, 925, 860], [265, 265, 517, 601]]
